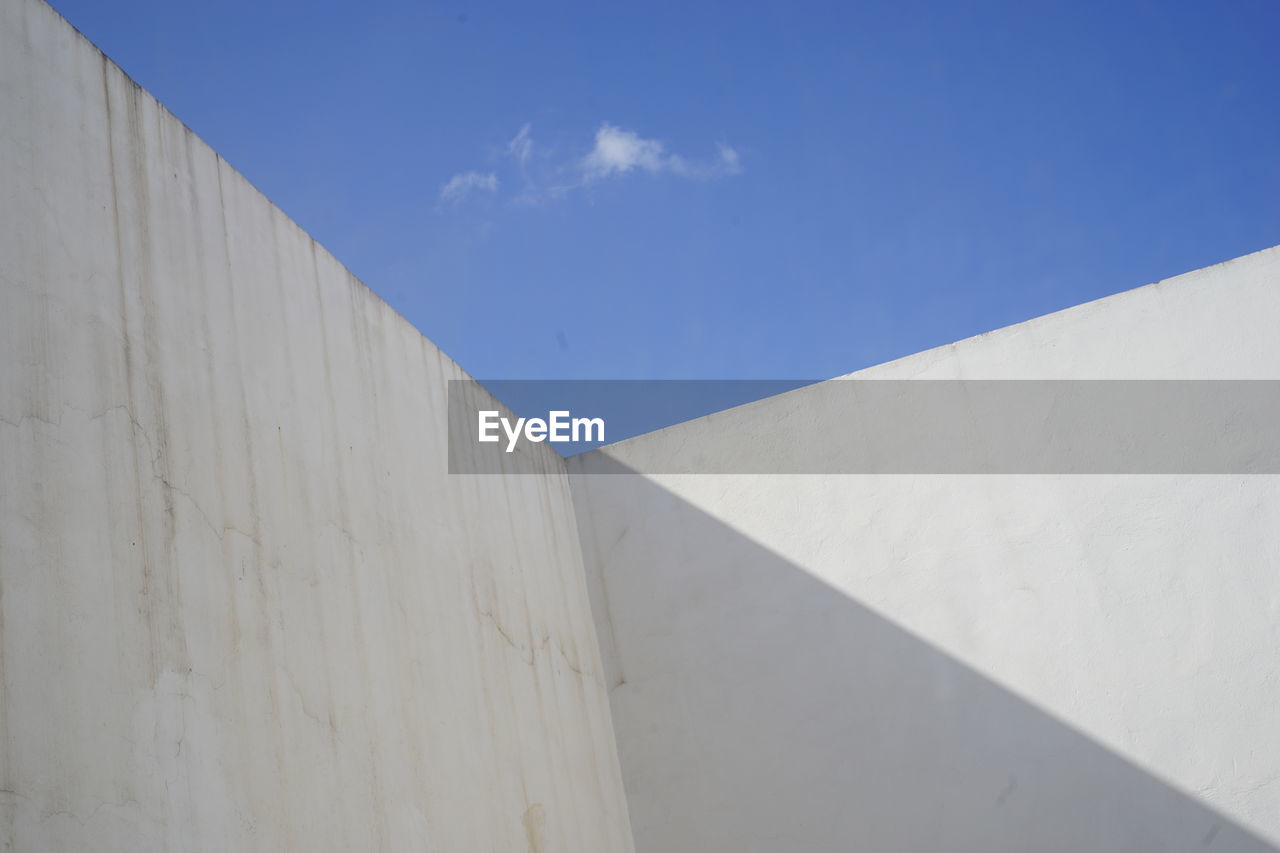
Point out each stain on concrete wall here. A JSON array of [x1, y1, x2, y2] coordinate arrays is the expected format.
[[0, 0, 634, 849]]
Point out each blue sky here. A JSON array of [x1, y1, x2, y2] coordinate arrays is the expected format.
[[52, 0, 1280, 389]]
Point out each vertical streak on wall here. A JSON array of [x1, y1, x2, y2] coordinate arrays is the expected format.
[[0, 0, 635, 849]]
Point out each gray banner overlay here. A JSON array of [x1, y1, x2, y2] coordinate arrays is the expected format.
[[448, 380, 1280, 474]]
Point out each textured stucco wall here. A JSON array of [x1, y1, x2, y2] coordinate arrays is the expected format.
[[570, 247, 1280, 851], [0, 0, 633, 849]]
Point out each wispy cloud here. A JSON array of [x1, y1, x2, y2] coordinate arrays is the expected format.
[[581, 124, 741, 183], [715, 143, 741, 176], [507, 124, 534, 166], [439, 171, 498, 203], [442, 122, 741, 207]]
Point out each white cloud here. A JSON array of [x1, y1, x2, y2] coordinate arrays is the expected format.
[[716, 143, 742, 175], [439, 171, 498, 203], [580, 123, 742, 183], [507, 123, 534, 165], [581, 124, 668, 179], [440, 123, 740, 207]]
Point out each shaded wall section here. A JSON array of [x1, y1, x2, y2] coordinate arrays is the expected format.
[[569, 246, 1280, 851], [0, 0, 633, 849]]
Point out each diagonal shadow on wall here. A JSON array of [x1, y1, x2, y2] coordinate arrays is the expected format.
[[569, 459, 1277, 853]]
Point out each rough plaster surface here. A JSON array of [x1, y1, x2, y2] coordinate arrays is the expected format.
[[570, 246, 1280, 851], [0, 0, 633, 849]]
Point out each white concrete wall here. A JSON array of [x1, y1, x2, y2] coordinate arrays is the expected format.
[[570, 247, 1280, 851], [0, 0, 633, 849]]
